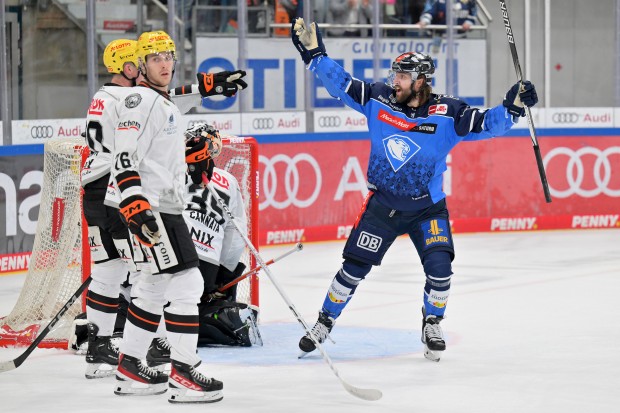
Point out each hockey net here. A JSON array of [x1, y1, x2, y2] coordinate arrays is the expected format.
[[0, 136, 259, 349]]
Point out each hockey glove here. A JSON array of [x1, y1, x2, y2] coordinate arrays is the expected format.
[[186, 137, 215, 185], [292, 18, 327, 65], [197, 70, 248, 98], [503, 80, 538, 117], [184, 122, 223, 158], [119, 195, 160, 247]]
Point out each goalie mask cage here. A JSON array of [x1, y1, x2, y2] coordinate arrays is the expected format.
[[0, 136, 259, 349]]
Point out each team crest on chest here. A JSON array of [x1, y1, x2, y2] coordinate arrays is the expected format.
[[382, 134, 421, 172]]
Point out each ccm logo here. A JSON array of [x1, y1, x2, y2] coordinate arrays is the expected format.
[[356, 231, 382, 252]]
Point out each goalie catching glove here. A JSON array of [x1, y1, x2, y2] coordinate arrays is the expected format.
[[503, 80, 538, 117], [119, 195, 160, 247], [185, 123, 220, 185], [197, 70, 248, 98], [291, 18, 327, 65]]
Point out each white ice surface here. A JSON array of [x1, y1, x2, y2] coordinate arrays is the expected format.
[[1, 229, 619, 413]]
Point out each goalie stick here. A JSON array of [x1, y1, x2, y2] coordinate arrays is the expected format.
[[0, 276, 92, 373], [218, 243, 304, 292], [205, 185, 382, 402], [499, 0, 552, 203]]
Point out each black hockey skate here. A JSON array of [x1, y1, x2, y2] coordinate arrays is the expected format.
[[85, 323, 119, 379], [298, 312, 335, 358], [421, 307, 446, 362], [146, 337, 171, 370], [114, 353, 168, 396], [168, 360, 223, 404]]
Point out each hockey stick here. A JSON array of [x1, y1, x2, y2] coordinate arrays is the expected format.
[[499, 0, 552, 203], [218, 243, 304, 292], [0, 276, 92, 373], [205, 185, 382, 401]]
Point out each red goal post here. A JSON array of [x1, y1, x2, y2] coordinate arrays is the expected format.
[[0, 135, 259, 349]]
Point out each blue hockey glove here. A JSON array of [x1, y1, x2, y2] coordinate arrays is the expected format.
[[291, 18, 327, 65], [503, 81, 538, 117]]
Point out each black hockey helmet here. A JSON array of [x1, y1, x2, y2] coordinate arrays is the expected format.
[[389, 52, 435, 84]]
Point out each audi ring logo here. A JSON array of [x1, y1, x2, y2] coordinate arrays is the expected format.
[[259, 153, 322, 209], [543, 147, 620, 198], [252, 118, 275, 130], [318, 116, 341, 128], [31, 125, 54, 139], [551, 112, 579, 124]]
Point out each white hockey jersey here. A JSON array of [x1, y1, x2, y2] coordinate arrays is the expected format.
[[82, 82, 202, 188], [183, 167, 247, 271], [81, 84, 136, 186], [108, 84, 186, 214]]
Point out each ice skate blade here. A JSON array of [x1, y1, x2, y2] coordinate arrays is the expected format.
[[85, 362, 116, 379], [114, 377, 167, 396], [168, 385, 223, 404], [298, 349, 315, 359], [423, 346, 442, 362]]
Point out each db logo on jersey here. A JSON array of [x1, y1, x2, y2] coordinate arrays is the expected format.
[[428, 104, 448, 115]]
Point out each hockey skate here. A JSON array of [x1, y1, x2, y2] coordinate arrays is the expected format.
[[168, 360, 223, 404], [146, 337, 171, 371], [421, 307, 446, 362], [85, 323, 119, 379], [114, 353, 168, 396], [298, 312, 335, 358]]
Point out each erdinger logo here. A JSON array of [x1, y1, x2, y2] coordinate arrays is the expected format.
[[383, 134, 421, 172], [428, 104, 448, 115], [356, 231, 382, 253]]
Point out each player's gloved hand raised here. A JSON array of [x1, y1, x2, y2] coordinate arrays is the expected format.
[[197, 71, 248, 98], [503, 80, 538, 117], [291, 18, 327, 65], [119, 195, 160, 247], [185, 130, 216, 185]]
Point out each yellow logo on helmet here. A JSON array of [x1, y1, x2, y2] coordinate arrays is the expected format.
[[103, 39, 138, 74], [136, 31, 176, 64]]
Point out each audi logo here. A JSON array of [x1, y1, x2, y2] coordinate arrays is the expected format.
[[543, 146, 620, 198], [31, 125, 54, 139], [259, 153, 322, 209], [551, 112, 579, 124], [318, 116, 341, 128], [252, 118, 275, 130]]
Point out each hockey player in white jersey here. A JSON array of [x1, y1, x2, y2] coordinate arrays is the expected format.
[[81, 39, 145, 379], [182, 123, 248, 302], [109, 31, 223, 403], [80, 38, 248, 380]]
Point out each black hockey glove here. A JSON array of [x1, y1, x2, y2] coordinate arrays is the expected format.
[[119, 195, 160, 247], [184, 122, 222, 158], [291, 18, 327, 65], [503, 80, 538, 117], [185, 137, 215, 185], [197, 70, 248, 98]]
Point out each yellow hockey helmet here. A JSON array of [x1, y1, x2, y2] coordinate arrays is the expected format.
[[136, 31, 176, 64], [103, 39, 138, 74]]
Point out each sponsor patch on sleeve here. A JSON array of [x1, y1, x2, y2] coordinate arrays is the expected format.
[[428, 104, 448, 115]]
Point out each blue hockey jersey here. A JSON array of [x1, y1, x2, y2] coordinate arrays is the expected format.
[[309, 55, 516, 211]]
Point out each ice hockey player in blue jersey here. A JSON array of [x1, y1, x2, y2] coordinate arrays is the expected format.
[[291, 18, 538, 362]]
